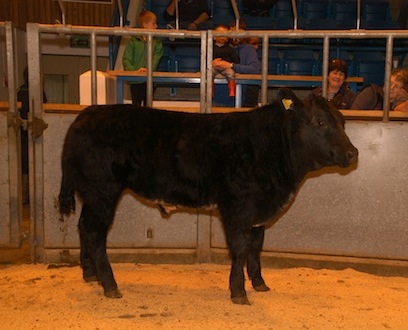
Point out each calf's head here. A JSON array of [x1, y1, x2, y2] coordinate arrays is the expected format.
[[279, 88, 358, 170]]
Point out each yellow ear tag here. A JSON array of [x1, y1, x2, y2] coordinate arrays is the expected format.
[[282, 98, 293, 110]]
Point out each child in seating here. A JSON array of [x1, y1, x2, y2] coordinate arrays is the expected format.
[[351, 68, 408, 110], [212, 24, 240, 97], [122, 10, 164, 105]]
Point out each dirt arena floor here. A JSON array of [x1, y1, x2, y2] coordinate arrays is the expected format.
[[1, 261, 408, 329]]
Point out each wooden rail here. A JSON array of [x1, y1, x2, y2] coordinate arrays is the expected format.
[[2, 101, 408, 121]]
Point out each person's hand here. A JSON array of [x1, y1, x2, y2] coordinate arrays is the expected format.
[[187, 22, 199, 30], [212, 58, 231, 70], [394, 100, 408, 112], [136, 68, 147, 73]]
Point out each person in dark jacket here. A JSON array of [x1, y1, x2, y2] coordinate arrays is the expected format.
[[163, 0, 213, 30], [310, 59, 356, 109], [212, 20, 261, 107], [212, 24, 240, 97]]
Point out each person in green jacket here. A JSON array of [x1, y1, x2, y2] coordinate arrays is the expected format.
[[122, 10, 164, 105]]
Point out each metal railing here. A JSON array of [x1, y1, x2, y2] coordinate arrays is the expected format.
[[1, 21, 17, 113], [25, 23, 408, 121], [1, 21, 21, 248]]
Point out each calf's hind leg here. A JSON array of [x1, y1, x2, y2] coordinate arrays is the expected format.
[[78, 201, 122, 298], [78, 205, 97, 282], [247, 225, 270, 292]]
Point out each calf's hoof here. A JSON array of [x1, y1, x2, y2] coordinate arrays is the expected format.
[[231, 295, 251, 305], [84, 275, 98, 283], [104, 288, 123, 298], [254, 283, 270, 292]]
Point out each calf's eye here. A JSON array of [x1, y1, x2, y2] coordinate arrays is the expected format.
[[311, 117, 327, 128]]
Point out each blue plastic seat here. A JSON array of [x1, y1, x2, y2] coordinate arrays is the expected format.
[[174, 45, 201, 72], [212, 0, 239, 26], [146, 0, 169, 28], [306, 18, 339, 30], [273, 0, 295, 19], [362, 1, 391, 22], [302, 0, 331, 20], [353, 51, 386, 86], [282, 49, 317, 75], [333, 1, 357, 22]]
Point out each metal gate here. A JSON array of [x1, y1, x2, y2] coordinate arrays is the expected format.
[[25, 23, 408, 267], [0, 22, 22, 248]]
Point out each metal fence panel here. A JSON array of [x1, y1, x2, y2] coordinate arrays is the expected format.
[[211, 121, 408, 260], [40, 113, 200, 262]]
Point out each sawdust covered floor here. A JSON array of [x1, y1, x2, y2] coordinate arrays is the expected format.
[[1, 262, 408, 329], [1, 206, 408, 329]]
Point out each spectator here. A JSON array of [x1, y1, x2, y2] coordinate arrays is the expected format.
[[163, 0, 213, 30], [122, 10, 163, 106], [310, 59, 356, 109], [398, 1, 408, 29], [212, 20, 261, 107], [212, 24, 240, 97], [351, 68, 408, 110], [243, 0, 277, 17]]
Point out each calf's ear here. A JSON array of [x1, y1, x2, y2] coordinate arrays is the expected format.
[[278, 88, 303, 111]]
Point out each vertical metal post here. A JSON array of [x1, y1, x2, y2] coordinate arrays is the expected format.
[[90, 32, 97, 105], [206, 30, 213, 114], [291, 0, 298, 30], [356, 0, 361, 30], [322, 36, 330, 98], [383, 35, 394, 122], [175, 0, 179, 30], [261, 34, 268, 105], [26, 23, 45, 263], [57, 0, 66, 25], [117, 0, 124, 27], [231, 0, 240, 21], [146, 34, 153, 107], [6, 21, 22, 247], [200, 30, 208, 113]]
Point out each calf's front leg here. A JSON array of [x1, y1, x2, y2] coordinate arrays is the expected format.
[[247, 225, 270, 292], [223, 225, 252, 305]]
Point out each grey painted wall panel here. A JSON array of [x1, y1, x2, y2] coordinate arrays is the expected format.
[[211, 121, 408, 260], [42, 113, 198, 250]]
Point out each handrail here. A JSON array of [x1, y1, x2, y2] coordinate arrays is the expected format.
[[25, 23, 408, 120]]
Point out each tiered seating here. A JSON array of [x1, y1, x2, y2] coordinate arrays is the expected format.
[[361, 0, 399, 29], [354, 51, 386, 86], [281, 49, 319, 75], [122, 0, 405, 86], [173, 44, 201, 72], [301, 0, 331, 20], [211, 0, 242, 26], [145, 0, 169, 28]]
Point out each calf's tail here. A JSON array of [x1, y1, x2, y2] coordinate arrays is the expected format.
[[59, 173, 76, 215]]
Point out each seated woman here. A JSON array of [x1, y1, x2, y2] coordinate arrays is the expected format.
[[310, 59, 356, 109], [351, 68, 408, 110]]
